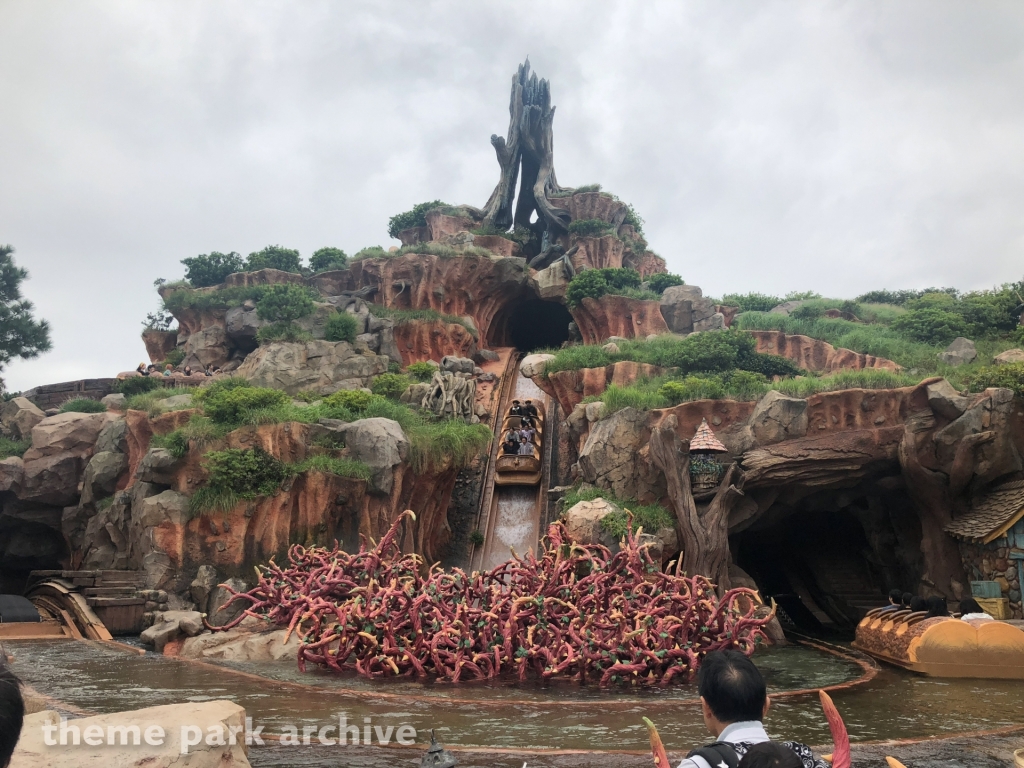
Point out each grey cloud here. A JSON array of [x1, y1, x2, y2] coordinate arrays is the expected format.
[[1, 0, 1022, 390]]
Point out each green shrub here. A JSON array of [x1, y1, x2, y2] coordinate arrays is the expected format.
[[245, 245, 302, 273], [721, 292, 782, 312], [856, 289, 924, 306], [406, 361, 437, 382], [0, 436, 30, 460], [890, 307, 969, 345], [560, 485, 672, 539], [623, 203, 645, 238], [324, 311, 358, 343], [162, 284, 270, 315], [152, 415, 228, 458], [790, 304, 825, 321], [963, 362, 1024, 398], [647, 273, 684, 294], [191, 447, 288, 515], [734, 350, 801, 378], [387, 200, 452, 239], [469, 530, 485, 546], [565, 267, 642, 309], [256, 321, 312, 345], [322, 389, 377, 413], [181, 251, 244, 287], [291, 454, 371, 480], [659, 377, 726, 405], [116, 376, 163, 396], [568, 218, 616, 238], [123, 386, 186, 415], [406, 419, 492, 475], [308, 247, 348, 273], [164, 348, 185, 367], [371, 373, 412, 399], [59, 398, 107, 413], [202, 385, 290, 425], [255, 284, 315, 323], [351, 246, 388, 262], [193, 376, 252, 402]]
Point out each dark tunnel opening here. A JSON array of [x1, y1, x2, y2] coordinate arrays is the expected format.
[[503, 299, 574, 352]]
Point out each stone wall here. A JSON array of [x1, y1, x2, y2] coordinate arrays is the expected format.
[[958, 540, 1023, 619], [22, 378, 117, 410]]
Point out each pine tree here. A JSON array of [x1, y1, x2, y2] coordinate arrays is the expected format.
[[0, 245, 52, 390]]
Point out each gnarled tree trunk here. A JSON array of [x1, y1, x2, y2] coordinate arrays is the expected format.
[[649, 414, 746, 592]]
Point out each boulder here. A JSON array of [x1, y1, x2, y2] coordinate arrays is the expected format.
[[100, 392, 126, 409], [0, 396, 45, 440], [179, 627, 299, 662], [339, 418, 410, 494], [939, 337, 977, 367], [207, 577, 251, 628], [179, 613, 206, 637], [182, 324, 231, 369], [993, 348, 1024, 365], [659, 285, 722, 335], [747, 391, 808, 445], [153, 394, 193, 412], [13, 701, 251, 768], [441, 355, 475, 374], [23, 411, 110, 459], [189, 565, 219, 613], [926, 378, 969, 420], [602, 342, 620, 354], [562, 497, 624, 550], [0, 457, 24, 493], [578, 407, 657, 501], [520, 353, 555, 378], [235, 339, 389, 395], [531, 260, 572, 300], [769, 300, 809, 315], [140, 618, 181, 651]]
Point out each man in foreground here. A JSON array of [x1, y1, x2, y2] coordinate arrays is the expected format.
[[677, 650, 828, 768]]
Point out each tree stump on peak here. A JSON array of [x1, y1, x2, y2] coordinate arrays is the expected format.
[[481, 61, 572, 240]]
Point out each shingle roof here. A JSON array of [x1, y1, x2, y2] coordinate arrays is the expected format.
[[945, 479, 1024, 544], [688, 418, 727, 453]]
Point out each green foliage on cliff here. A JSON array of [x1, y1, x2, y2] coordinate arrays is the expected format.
[[201, 384, 290, 425], [720, 292, 782, 312], [256, 322, 313, 345], [181, 251, 244, 287], [116, 376, 163, 396], [255, 284, 316, 323], [162, 284, 269, 314], [308, 247, 348, 273], [565, 267, 644, 309], [542, 330, 800, 380], [0, 436, 30, 460], [406, 361, 437, 382], [962, 362, 1024, 398], [324, 311, 358, 343], [245, 245, 303, 273], [567, 218, 616, 238], [647, 273, 684, 294], [290, 454, 372, 480], [371, 373, 412, 399], [387, 200, 453, 239], [58, 398, 107, 413]]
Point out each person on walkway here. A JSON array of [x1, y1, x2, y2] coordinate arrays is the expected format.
[[162, 364, 173, 377], [959, 597, 993, 621], [203, 366, 214, 377], [925, 596, 949, 618], [509, 400, 523, 416], [136, 362, 149, 376], [676, 650, 828, 768], [183, 365, 193, 377], [523, 399, 539, 418], [517, 436, 533, 456], [0, 663, 24, 768]]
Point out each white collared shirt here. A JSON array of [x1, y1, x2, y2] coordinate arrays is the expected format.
[[676, 721, 770, 768]]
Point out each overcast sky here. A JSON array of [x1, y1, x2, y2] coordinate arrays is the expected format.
[[2, 1, 1023, 391]]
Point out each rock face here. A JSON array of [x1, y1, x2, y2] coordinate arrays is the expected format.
[[179, 627, 299, 662], [532, 361, 663, 415], [749, 330, 900, 372], [660, 285, 723, 334], [939, 337, 978, 366], [520, 353, 555, 379], [13, 701, 251, 768], [578, 408, 662, 503], [390, 318, 477, 366], [235, 340, 389, 395], [572, 295, 669, 344], [562, 497, 624, 550]]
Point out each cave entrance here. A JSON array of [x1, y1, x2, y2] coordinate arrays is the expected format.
[[733, 506, 890, 637], [499, 299, 573, 352]]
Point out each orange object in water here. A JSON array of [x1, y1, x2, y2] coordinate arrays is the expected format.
[[643, 717, 671, 768], [818, 690, 850, 768]]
